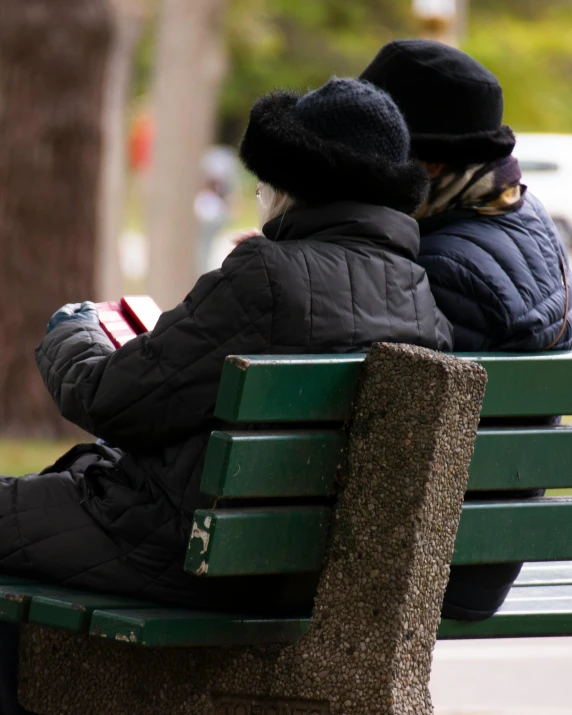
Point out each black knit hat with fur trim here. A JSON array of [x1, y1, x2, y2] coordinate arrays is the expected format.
[[360, 40, 516, 164], [239, 77, 428, 215]]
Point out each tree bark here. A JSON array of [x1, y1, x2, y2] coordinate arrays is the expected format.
[[0, 0, 113, 438], [147, 0, 228, 310]]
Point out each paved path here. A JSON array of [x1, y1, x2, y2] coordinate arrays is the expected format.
[[431, 636, 572, 714]]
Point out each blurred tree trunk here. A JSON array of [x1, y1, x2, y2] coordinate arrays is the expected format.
[[95, 0, 146, 302], [0, 0, 112, 439], [147, 0, 228, 310]]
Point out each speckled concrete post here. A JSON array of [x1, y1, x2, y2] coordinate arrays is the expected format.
[[19, 343, 486, 715]]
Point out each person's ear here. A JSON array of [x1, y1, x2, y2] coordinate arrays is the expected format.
[[422, 162, 446, 179]]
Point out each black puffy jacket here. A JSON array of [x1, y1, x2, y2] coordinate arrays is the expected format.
[[0, 202, 452, 611]]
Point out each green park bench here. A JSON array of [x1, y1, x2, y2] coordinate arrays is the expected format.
[[7, 343, 572, 715]]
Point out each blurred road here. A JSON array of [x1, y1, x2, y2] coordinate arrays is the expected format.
[[431, 636, 572, 714]]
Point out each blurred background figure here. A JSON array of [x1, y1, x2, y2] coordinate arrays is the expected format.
[[195, 146, 239, 274], [194, 176, 229, 274], [128, 111, 154, 174]]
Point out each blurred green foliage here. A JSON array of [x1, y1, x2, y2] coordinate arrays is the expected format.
[[133, 0, 572, 143], [218, 0, 410, 141], [0, 440, 75, 477], [464, 7, 572, 133]]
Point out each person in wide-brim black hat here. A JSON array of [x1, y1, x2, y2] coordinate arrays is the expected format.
[[361, 40, 572, 624], [361, 39, 515, 165]]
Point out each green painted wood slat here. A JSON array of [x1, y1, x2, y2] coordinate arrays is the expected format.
[[438, 610, 572, 639], [214, 354, 364, 423], [453, 498, 572, 564], [438, 584, 572, 638], [214, 352, 572, 423], [200, 426, 572, 498], [185, 507, 331, 577], [468, 427, 572, 490], [458, 351, 572, 417], [0, 585, 87, 623], [90, 609, 311, 647], [29, 593, 153, 632], [201, 430, 346, 498]]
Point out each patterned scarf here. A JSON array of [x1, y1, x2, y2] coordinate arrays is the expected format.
[[415, 155, 525, 220]]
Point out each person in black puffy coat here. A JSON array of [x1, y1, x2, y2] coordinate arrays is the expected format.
[[361, 40, 572, 622], [0, 76, 453, 715]]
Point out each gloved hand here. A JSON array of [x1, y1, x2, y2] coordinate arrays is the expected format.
[[47, 301, 99, 334]]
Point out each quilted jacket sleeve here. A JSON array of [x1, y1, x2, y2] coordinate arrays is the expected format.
[[35, 240, 273, 450]]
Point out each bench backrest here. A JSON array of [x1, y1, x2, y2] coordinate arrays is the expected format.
[[186, 351, 572, 579]]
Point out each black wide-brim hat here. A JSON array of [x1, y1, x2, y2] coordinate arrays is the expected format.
[[407, 126, 516, 165], [361, 40, 516, 165], [239, 85, 429, 215]]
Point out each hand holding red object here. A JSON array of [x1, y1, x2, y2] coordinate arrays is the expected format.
[[96, 296, 162, 348]]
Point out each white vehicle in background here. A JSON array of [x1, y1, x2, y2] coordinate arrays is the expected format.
[[514, 133, 572, 252]]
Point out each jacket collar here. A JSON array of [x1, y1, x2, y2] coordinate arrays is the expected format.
[[262, 202, 421, 258], [417, 208, 479, 236]]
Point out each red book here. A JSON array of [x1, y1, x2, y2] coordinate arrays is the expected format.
[[96, 296, 162, 348]]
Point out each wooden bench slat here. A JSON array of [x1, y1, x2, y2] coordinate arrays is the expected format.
[[459, 351, 572, 417], [214, 355, 364, 422], [438, 610, 572, 639], [453, 498, 572, 564], [90, 609, 311, 647], [29, 592, 152, 632], [0, 584, 84, 623], [201, 430, 345, 498], [439, 583, 572, 639], [468, 427, 572, 490], [185, 507, 331, 577], [214, 352, 572, 424]]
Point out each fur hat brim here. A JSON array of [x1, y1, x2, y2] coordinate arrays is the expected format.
[[411, 125, 516, 164], [239, 90, 429, 215]]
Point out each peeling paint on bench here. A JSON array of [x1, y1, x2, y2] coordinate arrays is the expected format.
[[190, 516, 211, 555]]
